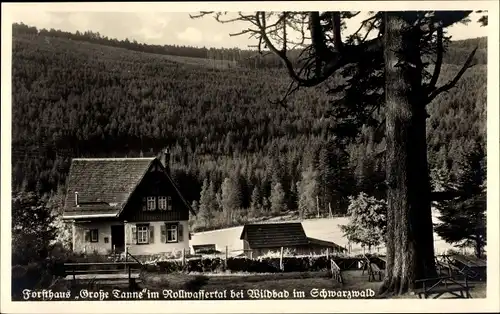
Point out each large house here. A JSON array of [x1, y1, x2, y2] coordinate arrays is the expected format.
[[62, 150, 196, 256], [240, 222, 346, 258]]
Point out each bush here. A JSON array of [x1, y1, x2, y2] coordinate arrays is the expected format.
[[11, 258, 66, 300]]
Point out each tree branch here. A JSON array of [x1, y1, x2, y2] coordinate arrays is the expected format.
[[426, 46, 477, 104], [427, 26, 443, 92], [351, 14, 378, 42], [191, 11, 383, 93], [269, 80, 300, 110]]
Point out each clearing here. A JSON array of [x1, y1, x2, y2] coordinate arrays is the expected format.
[[191, 212, 465, 257]]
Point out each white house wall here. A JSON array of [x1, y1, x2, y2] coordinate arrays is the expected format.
[[72, 220, 123, 255], [125, 221, 190, 256]]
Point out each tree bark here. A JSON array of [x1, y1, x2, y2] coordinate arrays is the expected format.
[[380, 13, 437, 296], [475, 235, 482, 258]]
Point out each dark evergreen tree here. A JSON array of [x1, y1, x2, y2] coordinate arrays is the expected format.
[[435, 141, 486, 258], [192, 11, 486, 294]]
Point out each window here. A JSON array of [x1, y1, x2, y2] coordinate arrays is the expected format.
[[167, 196, 172, 211], [166, 223, 178, 243], [90, 229, 98, 242], [158, 196, 167, 210], [137, 225, 149, 244], [147, 196, 156, 210]]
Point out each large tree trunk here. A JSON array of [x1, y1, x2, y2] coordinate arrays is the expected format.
[[380, 13, 437, 296]]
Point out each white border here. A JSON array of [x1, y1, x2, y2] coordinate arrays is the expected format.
[[1, 1, 499, 313]]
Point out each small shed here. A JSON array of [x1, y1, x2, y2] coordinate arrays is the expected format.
[[240, 222, 346, 258]]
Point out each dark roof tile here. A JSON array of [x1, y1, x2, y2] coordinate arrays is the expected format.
[[240, 222, 310, 249], [63, 158, 155, 216]]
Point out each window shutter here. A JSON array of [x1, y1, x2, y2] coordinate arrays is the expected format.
[[95, 230, 99, 242], [178, 224, 184, 242], [84, 230, 91, 242], [142, 197, 147, 211], [149, 225, 155, 244], [132, 226, 137, 244], [160, 224, 166, 243]]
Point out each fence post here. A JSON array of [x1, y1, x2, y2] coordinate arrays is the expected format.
[[280, 247, 284, 271], [316, 196, 320, 218], [225, 246, 228, 270], [326, 248, 330, 261], [182, 248, 186, 266]]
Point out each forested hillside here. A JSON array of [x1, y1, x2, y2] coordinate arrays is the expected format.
[[11, 23, 486, 231]]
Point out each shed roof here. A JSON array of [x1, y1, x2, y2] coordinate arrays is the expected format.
[[239, 222, 309, 249]]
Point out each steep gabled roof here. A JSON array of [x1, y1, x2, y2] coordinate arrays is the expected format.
[[239, 222, 310, 249], [63, 158, 156, 219], [62, 157, 196, 219]]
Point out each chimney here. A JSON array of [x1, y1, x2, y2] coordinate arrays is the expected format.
[[160, 148, 170, 174], [75, 192, 79, 207]]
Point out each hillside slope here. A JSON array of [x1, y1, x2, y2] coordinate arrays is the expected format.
[[11, 26, 486, 231]]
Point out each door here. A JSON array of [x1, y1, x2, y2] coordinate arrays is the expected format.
[[111, 225, 125, 253]]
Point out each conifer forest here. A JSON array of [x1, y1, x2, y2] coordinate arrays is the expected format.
[[11, 22, 486, 232]]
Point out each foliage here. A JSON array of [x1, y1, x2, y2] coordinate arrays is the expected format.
[[296, 166, 319, 218], [10, 192, 72, 300], [340, 193, 387, 250], [12, 192, 57, 265], [50, 216, 73, 251], [435, 141, 486, 258], [11, 259, 66, 300]]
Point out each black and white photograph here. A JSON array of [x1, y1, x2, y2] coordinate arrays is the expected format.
[[1, 1, 498, 313]]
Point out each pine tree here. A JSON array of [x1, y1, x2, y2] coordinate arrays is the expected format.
[[221, 177, 241, 225], [317, 145, 334, 215], [249, 186, 261, 218], [198, 179, 215, 229], [329, 143, 352, 214], [435, 141, 486, 258]]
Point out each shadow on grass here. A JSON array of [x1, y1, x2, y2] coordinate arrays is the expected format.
[[142, 273, 210, 292], [141, 270, 333, 294]]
